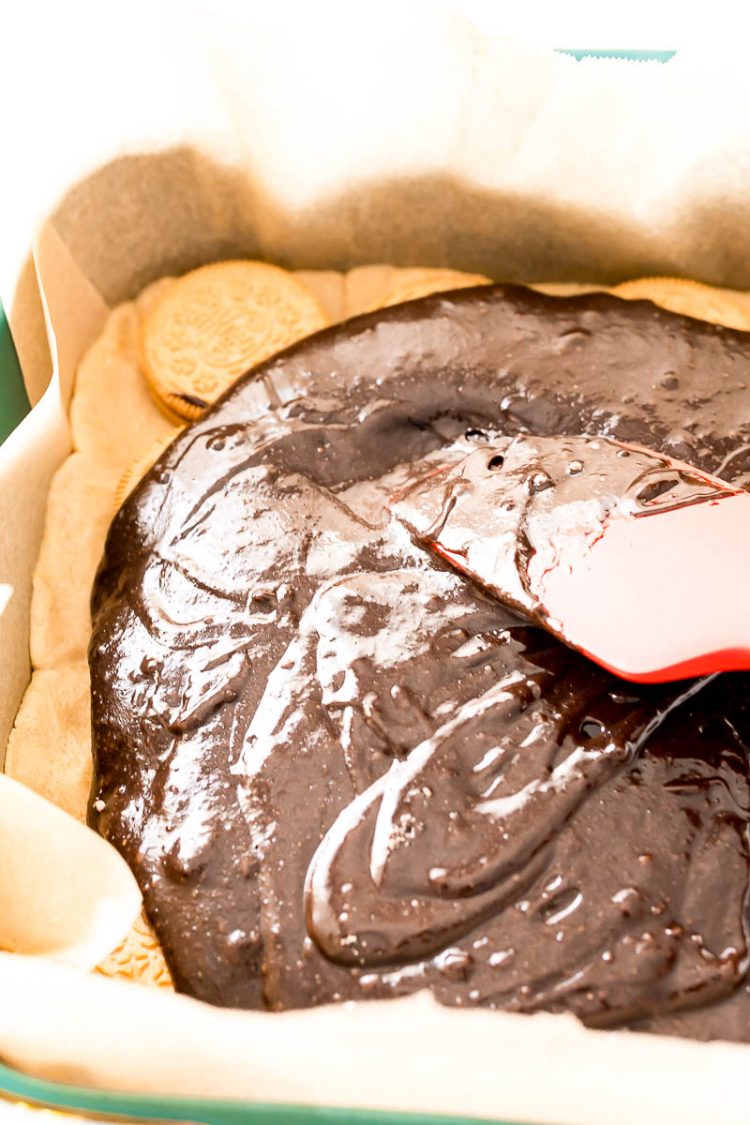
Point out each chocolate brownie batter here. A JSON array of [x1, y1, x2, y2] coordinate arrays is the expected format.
[[89, 285, 750, 1037]]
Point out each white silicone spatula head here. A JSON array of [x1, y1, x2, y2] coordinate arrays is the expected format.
[[390, 433, 750, 683]]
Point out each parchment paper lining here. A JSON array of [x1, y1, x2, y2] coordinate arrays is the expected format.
[[4, 10, 750, 1119]]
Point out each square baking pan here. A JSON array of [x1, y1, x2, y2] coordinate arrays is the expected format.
[[0, 45, 678, 1125]]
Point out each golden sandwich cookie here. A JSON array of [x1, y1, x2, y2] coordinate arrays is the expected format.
[[113, 428, 183, 513], [141, 261, 330, 421], [374, 267, 492, 310], [613, 276, 750, 331], [96, 911, 173, 989]]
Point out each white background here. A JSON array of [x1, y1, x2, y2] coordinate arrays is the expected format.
[[447, 0, 746, 53], [7, 0, 750, 64]]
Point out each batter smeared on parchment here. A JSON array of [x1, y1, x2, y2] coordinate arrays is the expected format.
[[90, 285, 750, 1040]]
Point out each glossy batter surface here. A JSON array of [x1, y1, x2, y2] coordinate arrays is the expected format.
[[89, 286, 750, 1034]]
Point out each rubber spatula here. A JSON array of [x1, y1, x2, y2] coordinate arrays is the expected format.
[[389, 432, 750, 684]]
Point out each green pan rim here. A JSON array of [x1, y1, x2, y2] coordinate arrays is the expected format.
[[0, 1061, 521, 1125]]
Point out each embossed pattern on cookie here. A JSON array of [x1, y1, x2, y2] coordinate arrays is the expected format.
[[96, 911, 173, 988], [141, 261, 329, 420]]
